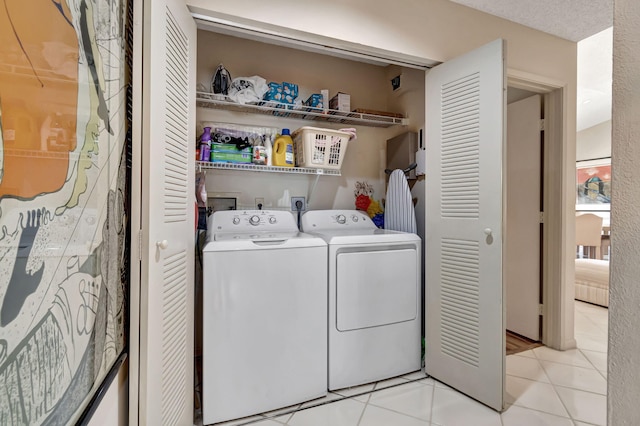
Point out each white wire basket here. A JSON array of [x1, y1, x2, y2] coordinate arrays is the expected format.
[[292, 126, 350, 170]]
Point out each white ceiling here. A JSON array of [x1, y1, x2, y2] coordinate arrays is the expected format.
[[448, 0, 613, 131], [577, 27, 612, 131], [448, 0, 612, 42]]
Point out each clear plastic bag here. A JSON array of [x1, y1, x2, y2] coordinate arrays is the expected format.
[[227, 76, 269, 104]]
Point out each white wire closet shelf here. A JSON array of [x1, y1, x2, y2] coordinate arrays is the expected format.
[[196, 92, 408, 128], [196, 161, 341, 176]]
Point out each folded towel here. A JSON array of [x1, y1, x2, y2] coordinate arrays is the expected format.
[[339, 128, 357, 141]]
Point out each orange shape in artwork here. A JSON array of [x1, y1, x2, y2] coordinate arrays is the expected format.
[[0, 0, 79, 199]]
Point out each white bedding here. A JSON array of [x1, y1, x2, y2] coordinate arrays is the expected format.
[[575, 258, 609, 307]]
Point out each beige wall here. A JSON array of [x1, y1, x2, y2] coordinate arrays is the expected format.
[[188, 0, 575, 81], [609, 0, 640, 422], [577, 120, 611, 161]]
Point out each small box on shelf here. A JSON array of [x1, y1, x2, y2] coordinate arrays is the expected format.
[[329, 92, 350, 112], [210, 151, 252, 164], [304, 94, 324, 109]]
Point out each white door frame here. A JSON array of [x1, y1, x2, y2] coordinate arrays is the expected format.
[[129, 0, 143, 423]]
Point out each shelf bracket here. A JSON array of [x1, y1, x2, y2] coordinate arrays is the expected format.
[[307, 171, 323, 206]]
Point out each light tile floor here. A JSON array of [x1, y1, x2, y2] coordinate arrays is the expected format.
[[206, 301, 608, 426]]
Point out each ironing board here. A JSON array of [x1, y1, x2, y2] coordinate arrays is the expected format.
[[385, 169, 417, 234]]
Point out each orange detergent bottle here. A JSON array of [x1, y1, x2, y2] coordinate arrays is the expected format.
[[272, 128, 295, 167]]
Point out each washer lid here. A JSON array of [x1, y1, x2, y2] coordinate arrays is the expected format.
[[203, 231, 327, 251]]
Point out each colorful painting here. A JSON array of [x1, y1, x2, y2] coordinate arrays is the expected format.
[[0, 0, 130, 424], [576, 158, 611, 207]]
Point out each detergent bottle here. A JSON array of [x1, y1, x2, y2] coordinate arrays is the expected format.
[[264, 134, 273, 166], [252, 135, 266, 165], [272, 128, 295, 167], [199, 126, 212, 162]]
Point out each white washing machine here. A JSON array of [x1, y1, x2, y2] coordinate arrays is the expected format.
[[202, 210, 327, 425], [301, 209, 421, 390]]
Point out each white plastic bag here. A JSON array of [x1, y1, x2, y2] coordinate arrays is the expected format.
[[195, 171, 207, 208], [227, 76, 269, 104]]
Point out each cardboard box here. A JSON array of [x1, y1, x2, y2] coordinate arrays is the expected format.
[[304, 94, 324, 109], [210, 143, 252, 163], [263, 82, 283, 104], [282, 82, 298, 104], [329, 92, 350, 112], [211, 143, 252, 153], [321, 89, 329, 112], [211, 151, 252, 163]]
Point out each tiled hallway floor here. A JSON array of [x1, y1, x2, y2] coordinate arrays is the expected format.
[[207, 301, 608, 426]]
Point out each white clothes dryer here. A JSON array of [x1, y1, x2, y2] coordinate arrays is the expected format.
[[301, 210, 422, 390], [202, 210, 327, 425]]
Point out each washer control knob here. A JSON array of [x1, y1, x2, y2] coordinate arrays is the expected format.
[[351, 215, 359, 222], [232, 217, 240, 225], [269, 216, 277, 224], [249, 215, 261, 226], [336, 214, 346, 224]]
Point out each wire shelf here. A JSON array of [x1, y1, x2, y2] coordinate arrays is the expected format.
[[196, 92, 408, 128], [196, 161, 341, 176]]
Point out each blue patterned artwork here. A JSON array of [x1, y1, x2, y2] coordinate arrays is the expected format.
[[0, 0, 129, 423]]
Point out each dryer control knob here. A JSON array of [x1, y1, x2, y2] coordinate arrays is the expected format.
[[269, 216, 277, 224], [336, 214, 346, 224], [351, 215, 359, 222], [249, 215, 261, 226], [232, 217, 240, 225]]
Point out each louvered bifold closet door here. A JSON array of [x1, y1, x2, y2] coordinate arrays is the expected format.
[[138, 0, 196, 424], [425, 39, 505, 411]]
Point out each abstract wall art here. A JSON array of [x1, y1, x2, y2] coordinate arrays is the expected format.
[[0, 0, 130, 423]]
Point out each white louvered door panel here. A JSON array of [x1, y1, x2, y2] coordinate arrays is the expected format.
[[138, 0, 196, 424], [425, 39, 505, 411]]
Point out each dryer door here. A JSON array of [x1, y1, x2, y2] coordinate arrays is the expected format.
[[336, 248, 418, 331]]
